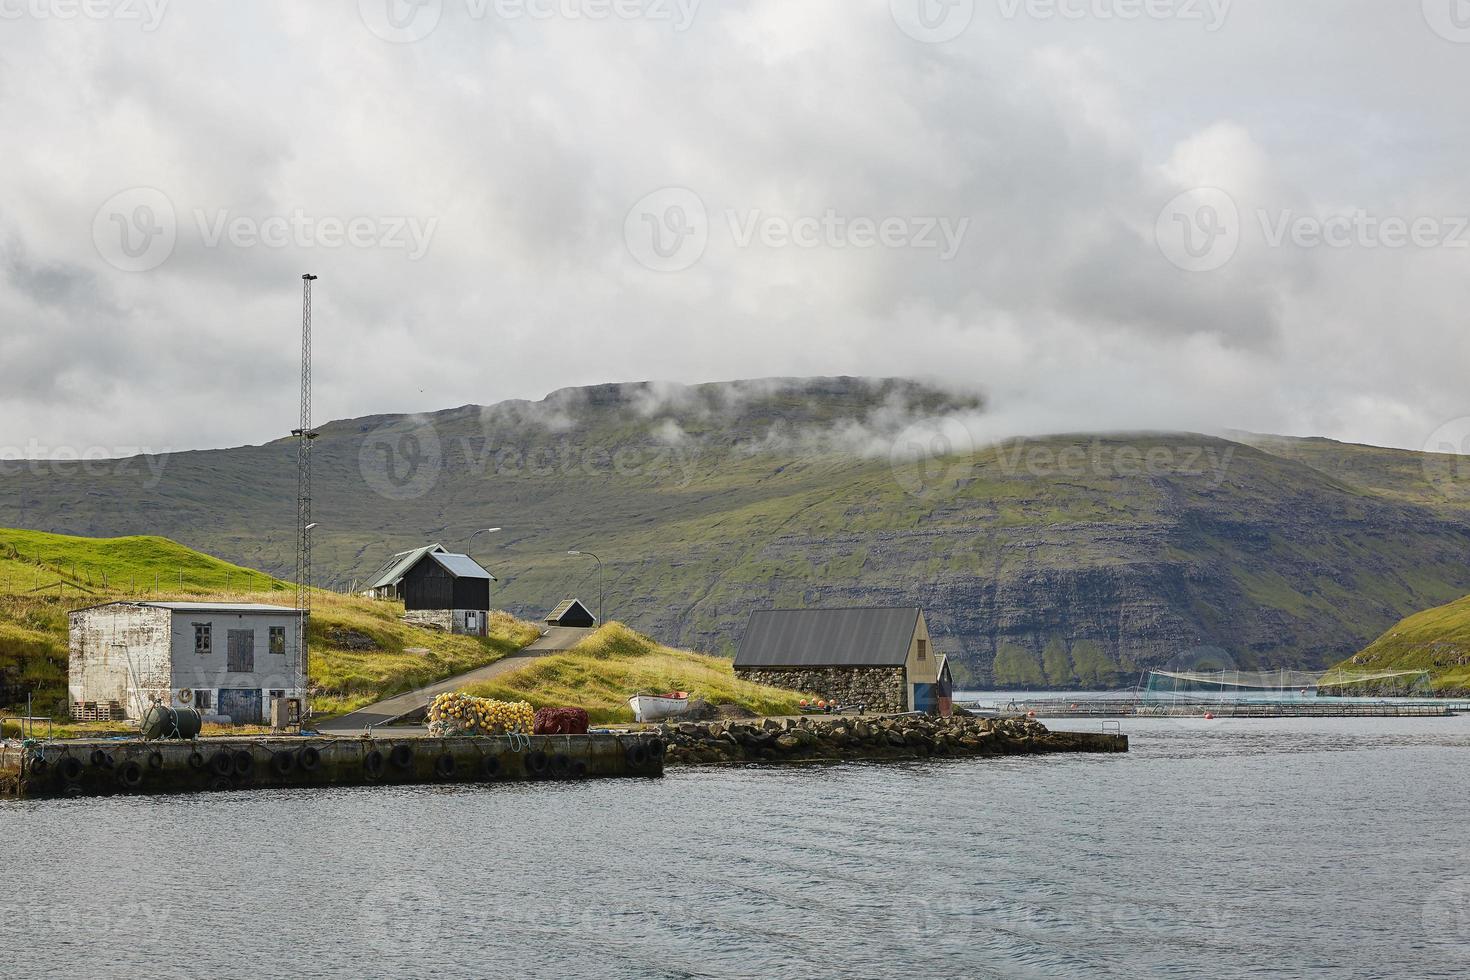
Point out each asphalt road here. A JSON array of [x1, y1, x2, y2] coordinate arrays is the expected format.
[[314, 626, 594, 734]]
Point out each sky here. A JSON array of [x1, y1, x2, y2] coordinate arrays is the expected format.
[[2, 0, 1470, 459]]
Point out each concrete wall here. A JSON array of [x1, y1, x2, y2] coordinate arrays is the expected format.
[[735, 666, 909, 713], [69, 605, 171, 717], [168, 610, 307, 713]]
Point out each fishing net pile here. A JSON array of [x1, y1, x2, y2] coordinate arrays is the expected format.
[[427, 694, 534, 736], [533, 707, 590, 735]]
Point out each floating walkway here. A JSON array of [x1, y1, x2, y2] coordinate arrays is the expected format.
[[4, 731, 665, 799], [966, 698, 1459, 720]]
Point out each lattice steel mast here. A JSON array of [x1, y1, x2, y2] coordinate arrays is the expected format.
[[294, 274, 318, 703]]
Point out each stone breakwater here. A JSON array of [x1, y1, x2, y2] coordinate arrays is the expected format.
[[654, 714, 1127, 766]]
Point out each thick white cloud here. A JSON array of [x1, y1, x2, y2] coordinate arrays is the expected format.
[[1, 0, 1468, 457]]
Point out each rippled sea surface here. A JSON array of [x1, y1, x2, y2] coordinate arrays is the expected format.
[[6, 716, 1470, 979]]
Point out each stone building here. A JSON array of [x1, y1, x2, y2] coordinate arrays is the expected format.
[[68, 601, 307, 725], [732, 607, 945, 714]]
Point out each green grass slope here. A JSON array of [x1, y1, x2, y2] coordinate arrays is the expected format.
[[460, 622, 805, 723], [1330, 594, 1470, 694], [0, 528, 541, 717]]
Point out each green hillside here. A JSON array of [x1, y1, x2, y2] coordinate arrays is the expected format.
[[462, 622, 805, 724], [7, 377, 1470, 688], [0, 529, 542, 716], [1329, 594, 1470, 695]]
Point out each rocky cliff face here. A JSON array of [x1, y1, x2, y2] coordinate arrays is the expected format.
[[4, 377, 1470, 688]]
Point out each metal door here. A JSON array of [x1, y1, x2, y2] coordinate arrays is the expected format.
[[217, 688, 263, 725]]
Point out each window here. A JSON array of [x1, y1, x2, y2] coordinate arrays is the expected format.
[[194, 624, 211, 655], [227, 630, 255, 672], [195, 690, 212, 711], [917, 639, 928, 661], [270, 626, 287, 656], [268, 689, 285, 700]]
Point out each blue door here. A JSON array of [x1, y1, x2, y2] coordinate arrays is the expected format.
[[912, 682, 938, 714]]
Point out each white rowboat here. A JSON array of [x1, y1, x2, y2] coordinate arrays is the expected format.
[[628, 691, 690, 722]]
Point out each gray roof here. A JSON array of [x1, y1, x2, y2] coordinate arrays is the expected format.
[[734, 608, 922, 668], [545, 598, 594, 623], [429, 552, 495, 581], [370, 544, 446, 589], [74, 601, 303, 616]]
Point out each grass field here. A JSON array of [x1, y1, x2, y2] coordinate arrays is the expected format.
[[461, 622, 807, 723], [1329, 592, 1470, 694], [0, 527, 544, 719]]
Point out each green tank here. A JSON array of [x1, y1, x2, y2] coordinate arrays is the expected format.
[[141, 705, 203, 741]]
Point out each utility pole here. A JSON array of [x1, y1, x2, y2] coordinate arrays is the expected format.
[[294, 274, 318, 712]]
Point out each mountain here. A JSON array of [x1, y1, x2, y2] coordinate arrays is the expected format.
[[6, 376, 1470, 688]]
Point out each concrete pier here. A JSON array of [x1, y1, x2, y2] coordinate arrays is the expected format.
[[7, 732, 666, 799]]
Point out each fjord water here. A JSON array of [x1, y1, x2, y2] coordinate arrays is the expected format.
[[5, 717, 1468, 979]]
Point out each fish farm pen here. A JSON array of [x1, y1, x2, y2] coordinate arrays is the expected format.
[[3, 732, 666, 799], [966, 699, 1459, 720]]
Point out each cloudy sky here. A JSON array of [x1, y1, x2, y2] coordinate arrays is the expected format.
[[3, 0, 1469, 458]]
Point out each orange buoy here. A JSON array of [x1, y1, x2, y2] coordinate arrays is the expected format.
[[1027, 710, 1037, 718], [1204, 712, 1216, 720], [799, 699, 809, 707], [817, 700, 827, 709]]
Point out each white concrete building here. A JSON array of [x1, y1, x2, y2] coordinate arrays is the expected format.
[[68, 601, 307, 725]]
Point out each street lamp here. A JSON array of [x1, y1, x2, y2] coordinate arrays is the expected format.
[[567, 550, 604, 625]]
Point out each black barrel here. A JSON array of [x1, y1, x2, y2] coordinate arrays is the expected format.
[[140, 705, 204, 741]]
